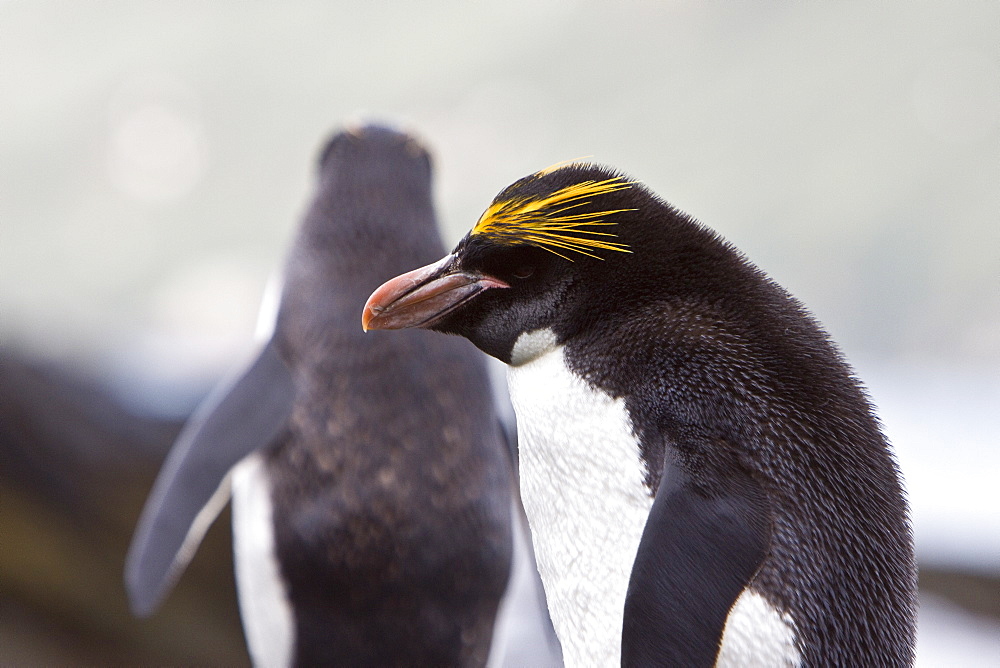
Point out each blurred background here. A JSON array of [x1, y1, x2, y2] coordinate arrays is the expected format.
[[1, 1, 997, 665]]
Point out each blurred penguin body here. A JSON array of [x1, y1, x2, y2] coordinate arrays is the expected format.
[[126, 126, 558, 666]]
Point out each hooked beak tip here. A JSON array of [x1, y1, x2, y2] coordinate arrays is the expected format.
[[361, 304, 379, 332]]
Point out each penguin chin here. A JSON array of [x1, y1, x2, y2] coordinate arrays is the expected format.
[[509, 329, 559, 367]]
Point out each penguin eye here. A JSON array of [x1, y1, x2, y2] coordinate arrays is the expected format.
[[511, 265, 535, 280]]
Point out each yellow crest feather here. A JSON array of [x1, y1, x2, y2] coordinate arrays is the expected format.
[[471, 175, 635, 260]]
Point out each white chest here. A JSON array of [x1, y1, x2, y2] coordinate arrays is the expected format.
[[507, 331, 654, 667]]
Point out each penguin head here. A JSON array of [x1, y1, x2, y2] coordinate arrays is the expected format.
[[363, 163, 719, 363], [316, 123, 433, 192], [294, 122, 441, 267], [282, 123, 449, 340]]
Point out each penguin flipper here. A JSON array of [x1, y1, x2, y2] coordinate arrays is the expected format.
[[621, 451, 772, 666], [124, 338, 295, 617]]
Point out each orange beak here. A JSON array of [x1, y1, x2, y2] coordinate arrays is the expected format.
[[363, 256, 509, 331]]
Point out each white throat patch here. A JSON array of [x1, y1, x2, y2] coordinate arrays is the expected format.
[[507, 329, 653, 666]]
